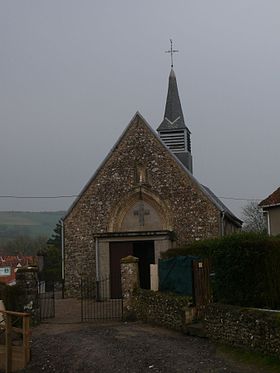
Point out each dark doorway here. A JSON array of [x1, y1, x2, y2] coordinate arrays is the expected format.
[[109, 240, 155, 298], [133, 241, 155, 289]]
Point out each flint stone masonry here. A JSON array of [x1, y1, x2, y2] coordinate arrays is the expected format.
[[205, 303, 280, 358], [129, 288, 193, 331], [15, 266, 40, 324], [64, 115, 225, 296], [121, 255, 140, 319]]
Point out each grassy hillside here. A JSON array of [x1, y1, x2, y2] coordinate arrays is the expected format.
[[0, 211, 65, 245]]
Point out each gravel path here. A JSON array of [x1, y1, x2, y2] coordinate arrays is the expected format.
[[0, 298, 263, 373], [19, 321, 260, 373]]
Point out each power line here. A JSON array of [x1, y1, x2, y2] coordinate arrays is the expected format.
[[0, 195, 78, 199], [0, 194, 262, 201], [218, 196, 261, 202]]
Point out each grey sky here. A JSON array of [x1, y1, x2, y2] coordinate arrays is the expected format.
[[0, 1, 279, 217]]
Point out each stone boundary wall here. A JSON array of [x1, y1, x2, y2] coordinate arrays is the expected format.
[[130, 289, 193, 331], [16, 266, 40, 324], [0, 267, 40, 325], [205, 303, 280, 358]]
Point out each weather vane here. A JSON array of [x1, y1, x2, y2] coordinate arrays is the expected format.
[[165, 39, 178, 68]]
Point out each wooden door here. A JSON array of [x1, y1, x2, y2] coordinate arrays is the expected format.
[[109, 242, 133, 298]]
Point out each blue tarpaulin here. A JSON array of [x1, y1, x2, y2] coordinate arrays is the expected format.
[[159, 256, 198, 295]]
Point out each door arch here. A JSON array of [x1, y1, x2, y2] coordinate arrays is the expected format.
[[108, 188, 172, 232]]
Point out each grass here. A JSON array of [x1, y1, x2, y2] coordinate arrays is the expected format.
[[217, 344, 280, 373], [0, 211, 64, 226], [0, 211, 65, 242]]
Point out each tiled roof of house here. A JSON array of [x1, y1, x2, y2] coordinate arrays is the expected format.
[[259, 186, 280, 207], [0, 255, 37, 267]]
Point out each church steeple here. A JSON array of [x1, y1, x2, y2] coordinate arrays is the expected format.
[[157, 68, 193, 173]]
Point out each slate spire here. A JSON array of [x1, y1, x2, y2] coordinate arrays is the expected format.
[[157, 68, 186, 131], [157, 69, 193, 173]]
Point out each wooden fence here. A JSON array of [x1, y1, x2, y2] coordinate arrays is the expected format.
[[192, 258, 213, 318], [0, 310, 31, 373]]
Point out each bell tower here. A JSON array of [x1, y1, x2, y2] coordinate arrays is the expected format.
[[157, 41, 193, 173]]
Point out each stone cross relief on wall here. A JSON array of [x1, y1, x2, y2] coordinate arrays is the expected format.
[[133, 201, 150, 226]]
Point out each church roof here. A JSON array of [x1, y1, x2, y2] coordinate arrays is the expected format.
[[259, 186, 280, 207], [157, 69, 188, 131], [201, 185, 242, 226]]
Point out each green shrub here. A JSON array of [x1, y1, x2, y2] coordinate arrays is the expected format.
[[163, 233, 280, 309], [162, 236, 220, 259], [0, 282, 25, 311]]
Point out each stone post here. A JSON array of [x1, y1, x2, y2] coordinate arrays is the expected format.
[[120, 255, 140, 320], [150, 264, 159, 291], [15, 266, 40, 324]]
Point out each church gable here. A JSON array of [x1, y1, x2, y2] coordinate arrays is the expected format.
[[64, 112, 221, 243]]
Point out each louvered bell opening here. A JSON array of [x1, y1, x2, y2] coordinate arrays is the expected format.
[[187, 130, 191, 153], [159, 130, 186, 153]]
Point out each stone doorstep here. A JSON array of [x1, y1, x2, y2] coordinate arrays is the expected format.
[[183, 323, 207, 338]]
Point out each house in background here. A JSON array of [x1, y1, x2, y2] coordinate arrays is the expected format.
[[63, 68, 242, 297], [259, 187, 280, 236], [0, 256, 38, 285]]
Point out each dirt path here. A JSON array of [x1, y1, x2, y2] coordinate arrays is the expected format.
[[11, 299, 265, 373]]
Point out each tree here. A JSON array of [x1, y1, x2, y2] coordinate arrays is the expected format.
[[40, 220, 62, 281], [242, 201, 267, 233], [1, 235, 48, 255], [47, 220, 62, 247]]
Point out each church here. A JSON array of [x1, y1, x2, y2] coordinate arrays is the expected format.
[[63, 67, 242, 297]]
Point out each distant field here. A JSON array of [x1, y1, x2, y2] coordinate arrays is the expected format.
[[0, 211, 65, 244]]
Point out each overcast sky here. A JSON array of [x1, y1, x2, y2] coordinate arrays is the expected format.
[[1, 1, 280, 218]]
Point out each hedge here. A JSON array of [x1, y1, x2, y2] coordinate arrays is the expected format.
[[163, 233, 280, 309]]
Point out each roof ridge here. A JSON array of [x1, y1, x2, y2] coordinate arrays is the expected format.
[[259, 186, 280, 207]]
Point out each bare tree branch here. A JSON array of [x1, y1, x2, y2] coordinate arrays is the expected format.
[[242, 201, 266, 233]]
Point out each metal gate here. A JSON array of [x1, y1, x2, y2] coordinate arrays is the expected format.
[[81, 276, 123, 322], [38, 281, 55, 320]]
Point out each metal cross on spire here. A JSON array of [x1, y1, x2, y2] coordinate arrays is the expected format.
[[165, 39, 179, 68]]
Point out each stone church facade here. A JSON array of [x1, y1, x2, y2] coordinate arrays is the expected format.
[[63, 69, 241, 297]]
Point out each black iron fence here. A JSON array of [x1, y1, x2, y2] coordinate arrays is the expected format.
[[81, 276, 123, 322], [38, 281, 55, 321]]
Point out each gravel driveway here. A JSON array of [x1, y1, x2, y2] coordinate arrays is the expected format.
[[18, 321, 261, 373], [0, 298, 264, 373]]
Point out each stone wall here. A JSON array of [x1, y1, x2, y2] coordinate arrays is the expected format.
[[205, 303, 280, 358], [15, 267, 40, 324], [129, 289, 193, 331], [64, 114, 222, 296]]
